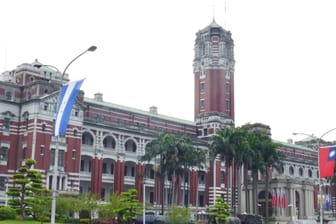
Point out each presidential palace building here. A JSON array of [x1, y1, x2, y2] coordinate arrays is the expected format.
[[0, 20, 329, 222]]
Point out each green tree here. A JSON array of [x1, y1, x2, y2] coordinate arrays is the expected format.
[[173, 134, 207, 206], [99, 192, 123, 219], [7, 159, 49, 220], [208, 197, 230, 224], [259, 138, 283, 221], [245, 130, 265, 215], [29, 190, 52, 223], [166, 206, 191, 224], [79, 192, 99, 222], [246, 126, 284, 220], [142, 132, 206, 211], [56, 196, 81, 223], [117, 189, 142, 224], [229, 125, 253, 215], [209, 128, 235, 206], [141, 132, 181, 213]]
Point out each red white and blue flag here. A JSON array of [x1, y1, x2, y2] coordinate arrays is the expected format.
[[281, 191, 286, 208], [54, 79, 84, 137], [271, 190, 276, 208], [319, 146, 336, 178]]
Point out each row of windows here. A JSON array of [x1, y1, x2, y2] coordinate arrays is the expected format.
[[20, 146, 76, 167], [288, 165, 314, 178], [199, 99, 231, 112], [82, 134, 137, 152], [2, 118, 80, 137]]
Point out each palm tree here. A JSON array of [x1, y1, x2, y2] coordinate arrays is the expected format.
[[255, 132, 284, 221], [142, 132, 206, 212], [245, 130, 265, 215], [209, 127, 235, 207], [142, 132, 174, 214], [242, 125, 284, 219], [230, 125, 254, 215], [178, 136, 207, 206]]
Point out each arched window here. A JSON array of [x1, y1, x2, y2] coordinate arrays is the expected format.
[[82, 132, 94, 145], [103, 136, 116, 149], [289, 166, 294, 175], [125, 139, 136, 153], [308, 169, 313, 177]]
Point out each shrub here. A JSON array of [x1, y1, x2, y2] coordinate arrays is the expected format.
[[0, 207, 17, 220]]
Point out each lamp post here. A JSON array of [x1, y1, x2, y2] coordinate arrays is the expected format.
[[37, 45, 97, 224], [293, 127, 336, 224], [143, 182, 146, 224]]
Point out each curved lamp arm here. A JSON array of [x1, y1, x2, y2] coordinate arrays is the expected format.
[[61, 45, 97, 80]]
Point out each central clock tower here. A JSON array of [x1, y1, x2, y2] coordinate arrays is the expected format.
[[193, 19, 235, 138]]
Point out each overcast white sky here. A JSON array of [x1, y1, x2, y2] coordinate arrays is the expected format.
[[1, 0, 336, 143]]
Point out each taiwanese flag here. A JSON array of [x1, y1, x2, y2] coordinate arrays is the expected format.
[[319, 146, 336, 178], [281, 192, 286, 208], [276, 191, 281, 207], [271, 190, 276, 208]]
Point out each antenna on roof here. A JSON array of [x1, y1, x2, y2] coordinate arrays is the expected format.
[[213, 4, 215, 21], [224, 0, 227, 28], [3, 44, 7, 70]]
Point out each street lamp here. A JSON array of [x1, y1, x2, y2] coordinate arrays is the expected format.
[[36, 45, 97, 224], [293, 127, 336, 224]]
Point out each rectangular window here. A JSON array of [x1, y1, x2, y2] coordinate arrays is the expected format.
[[103, 163, 107, 173], [101, 188, 105, 201], [225, 82, 230, 93], [40, 145, 45, 155], [200, 82, 205, 92], [203, 128, 208, 136], [0, 177, 6, 190], [25, 118, 29, 130], [3, 118, 10, 130], [124, 166, 128, 176], [110, 164, 114, 174], [150, 169, 155, 179], [80, 160, 84, 171], [200, 100, 205, 109], [150, 191, 154, 203], [5, 92, 12, 100], [51, 149, 65, 166], [0, 147, 8, 161], [72, 150, 76, 159], [22, 147, 27, 161], [226, 100, 230, 112], [131, 167, 135, 177]]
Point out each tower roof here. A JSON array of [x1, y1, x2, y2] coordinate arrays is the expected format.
[[200, 19, 222, 32]]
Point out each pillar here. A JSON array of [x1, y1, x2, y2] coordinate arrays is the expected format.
[[113, 160, 125, 193], [91, 155, 103, 198]]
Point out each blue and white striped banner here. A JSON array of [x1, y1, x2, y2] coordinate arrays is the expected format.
[[54, 79, 84, 137]]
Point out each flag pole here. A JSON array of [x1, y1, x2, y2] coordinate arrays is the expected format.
[[293, 127, 336, 224], [49, 46, 97, 224]]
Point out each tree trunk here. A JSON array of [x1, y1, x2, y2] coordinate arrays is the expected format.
[[252, 171, 258, 215], [265, 167, 270, 222], [237, 163, 242, 215], [161, 174, 165, 215], [225, 160, 230, 206]]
